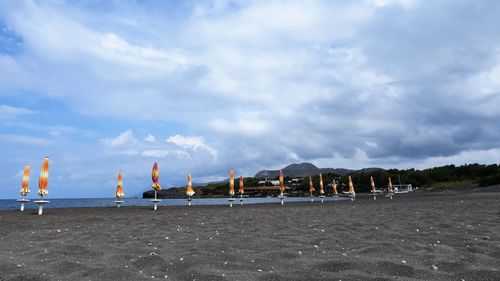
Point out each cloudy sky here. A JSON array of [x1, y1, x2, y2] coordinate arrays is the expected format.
[[1, 0, 500, 198]]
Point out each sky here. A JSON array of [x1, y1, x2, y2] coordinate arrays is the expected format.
[[1, 0, 500, 199]]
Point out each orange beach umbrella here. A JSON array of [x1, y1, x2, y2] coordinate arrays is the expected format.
[[388, 177, 393, 193], [279, 170, 285, 196], [151, 162, 161, 191], [348, 175, 355, 195], [239, 176, 244, 194], [319, 173, 324, 195], [38, 157, 49, 197], [115, 171, 125, 198], [370, 176, 376, 193], [229, 169, 235, 196], [186, 173, 195, 196], [333, 180, 338, 195], [309, 176, 314, 194], [20, 165, 30, 196]]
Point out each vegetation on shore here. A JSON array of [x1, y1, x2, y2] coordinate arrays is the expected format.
[[143, 163, 500, 198]]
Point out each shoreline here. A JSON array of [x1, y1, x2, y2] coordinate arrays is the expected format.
[[1, 188, 500, 213]]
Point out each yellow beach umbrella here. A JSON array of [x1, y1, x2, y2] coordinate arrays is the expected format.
[[319, 173, 324, 195], [115, 171, 125, 199], [279, 169, 285, 197], [309, 176, 314, 195], [332, 180, 338, 196], [229, 169, 235, 197], [239, 176, 244, 195], [20, 165, 30, 196], [348, 176, 355, 195], [38, 157, 49, 197], [151, 162, 161, 191], [370, 176, 376, 193], [186, 173, 195, 197]]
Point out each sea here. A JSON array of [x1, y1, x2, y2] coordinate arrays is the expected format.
[[0, 196, 349, 211]]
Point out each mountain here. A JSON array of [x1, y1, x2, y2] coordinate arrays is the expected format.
[[254, 163, 357, 178]]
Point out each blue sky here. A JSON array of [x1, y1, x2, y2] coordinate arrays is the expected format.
[[1, 0, 500, 199]]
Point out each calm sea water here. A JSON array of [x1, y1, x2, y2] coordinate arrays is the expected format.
[[0, 196, 349, 211]]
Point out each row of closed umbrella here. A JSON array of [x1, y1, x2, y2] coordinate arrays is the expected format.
[[17, 159, 394, 213]]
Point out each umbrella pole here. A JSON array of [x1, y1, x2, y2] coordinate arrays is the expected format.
[[39, 195, 44, 215], [154, 191, 158, 210], [17, 196, 30, 211], [115, 198, 124, 208], [150, 190, 161, 210], [240, 194, 243, 205], [34, 195, 49, 215]]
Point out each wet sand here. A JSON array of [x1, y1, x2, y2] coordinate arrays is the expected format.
[[0, 192, 499, 281]]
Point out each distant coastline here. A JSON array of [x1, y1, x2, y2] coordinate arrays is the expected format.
[[143, 162, 500, 199]]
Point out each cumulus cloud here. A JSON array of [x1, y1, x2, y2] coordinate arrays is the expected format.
[[144, 134, 156, 142], [102, 129, 138, 147], [166, 135, 218, 159]]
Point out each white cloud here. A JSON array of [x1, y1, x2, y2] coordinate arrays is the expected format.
[[0, 104, 35, 118], [166, 135, 218, 159], [102, 129, 138, 147], [210, 112, 270, 136], [101, 130, 197, 160], [144, 134, 156, 142], [141, 149, 190, 159], [100, 33, 187, 66]]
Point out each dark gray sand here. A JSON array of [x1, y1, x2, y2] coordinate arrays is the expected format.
[[1, 192, 499, 281]]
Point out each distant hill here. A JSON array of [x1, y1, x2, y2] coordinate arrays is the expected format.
[[254, 163, 366, 178]]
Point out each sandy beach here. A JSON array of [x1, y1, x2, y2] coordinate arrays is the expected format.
[[1, 191, 499, 281]]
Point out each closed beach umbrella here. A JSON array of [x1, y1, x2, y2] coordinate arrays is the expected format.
[[38, 157, 49, 197], [20, 165, 30, 196], [319, 173, 324, 195], [115, 171, 125, 198], [332, 180, 338, 196], [309, 176, 314, 194], [151, 162, 161, 191], [229, 169, 235, 196], [186, 173, 195, 196], [348, 176, 355, 195], [370, 176, 376, 193], [279, 169, 285, 196], [388, 177, 393, 193], [239, 176, 244, 195]]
